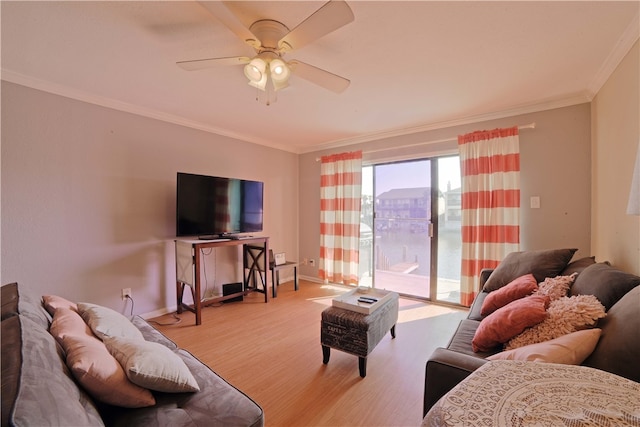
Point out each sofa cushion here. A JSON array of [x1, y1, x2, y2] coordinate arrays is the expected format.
[[560, 256, 596, 276], [1, 316, 21, 427], [505, 294, 605, 350], [487, 328, 601, 365], [52, 308, 156, 408], [132, 315, 178, 350], [483, 248, 577, 292], [467, 291, 488, 321], [583, 286, 640, 382], [480, 274, 537, 316], [446, 319, 500, 358], [100, 348, 265, 427], [77, 302, 145, 341], [472, 295, 550, 352], [1, 282, 19, 321], [104, 336, 200, 393], [1, 315, 104, 426], [1, 282, 52, 328], [570, 263, 640, 311]]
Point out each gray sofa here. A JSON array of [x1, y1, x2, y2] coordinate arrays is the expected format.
[[423, 249, 640, 416], [1, 282, 264, 427]]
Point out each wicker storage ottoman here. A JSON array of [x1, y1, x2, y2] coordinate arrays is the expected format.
[[321, 292, 399, 377]]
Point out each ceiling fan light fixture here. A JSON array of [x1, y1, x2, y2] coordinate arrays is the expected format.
[[177, 0, 355, 104], [247, 73, 267, 91], [244, 58, 266, 83], [270, 58, 290, 91]]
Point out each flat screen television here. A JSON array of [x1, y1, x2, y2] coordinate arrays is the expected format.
[[176, 172, 264, 238]]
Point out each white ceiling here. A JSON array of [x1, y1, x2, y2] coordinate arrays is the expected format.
[[2, 1, 639, 154]]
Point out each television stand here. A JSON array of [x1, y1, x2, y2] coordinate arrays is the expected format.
[[197, 235, 230, 241], [175, 236, 270, 325]]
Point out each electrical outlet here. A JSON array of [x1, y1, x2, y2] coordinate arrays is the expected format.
[[309, 259, 315, 266], [122, 288, 132, 300]]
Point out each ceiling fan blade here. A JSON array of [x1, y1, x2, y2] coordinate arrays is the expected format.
[[278, 0, 354, 52], [290, 60, 350, 93], [198, 1, 261, 48], [177, 56, 250, 71]]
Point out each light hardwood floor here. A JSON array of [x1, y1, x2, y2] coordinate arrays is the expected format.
[[150, 280, 467, 427]]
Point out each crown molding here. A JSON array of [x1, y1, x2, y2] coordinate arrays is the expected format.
[[587, 11, 640, 98], [0, 69, 297, 153], [301, 92, 592, 154], [0, 69, 596, 156]]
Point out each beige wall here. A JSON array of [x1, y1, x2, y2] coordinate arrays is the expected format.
[[299, 103, 592, 280], [591, 40, 640, 275], [3, 41, 637, 315], [1, 81, 299, 316]]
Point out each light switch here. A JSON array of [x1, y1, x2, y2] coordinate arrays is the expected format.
[[530, 196, 541, 209]]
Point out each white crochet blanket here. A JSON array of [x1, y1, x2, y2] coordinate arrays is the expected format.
[[422, 360, 640, 427]]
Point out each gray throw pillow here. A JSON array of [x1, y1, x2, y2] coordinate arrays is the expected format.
[[560, 256, 597, 277], [570, 263, 640, 311], [483, 248, 577, 292], [583, 286, 640, 382]]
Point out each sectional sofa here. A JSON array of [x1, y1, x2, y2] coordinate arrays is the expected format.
[[422, 248, 640, 421], [1, 282, 264, 427]]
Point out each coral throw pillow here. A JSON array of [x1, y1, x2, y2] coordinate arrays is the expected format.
[[50, 308, 155, 408], [42, 294, 78, 316], [480, 273, 538, 316], [505, 294, 606, 350], [472, 294, 550, 352]]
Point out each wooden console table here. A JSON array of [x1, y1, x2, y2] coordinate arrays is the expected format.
[[175, 237, 269, 325]]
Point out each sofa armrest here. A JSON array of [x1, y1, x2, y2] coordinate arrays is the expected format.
[[423, 347, 488, 416]]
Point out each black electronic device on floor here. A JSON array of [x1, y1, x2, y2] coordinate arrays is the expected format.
[[222, 282, 244, 303]]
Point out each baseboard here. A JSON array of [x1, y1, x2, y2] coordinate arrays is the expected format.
[[299, 274, 323, 283], [140, 305, 177, 320], [141, 276, 323, 319]]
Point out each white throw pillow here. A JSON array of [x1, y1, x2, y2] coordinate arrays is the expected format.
[[488, 328, 601, 365], [104, 336, 200, 393], [77, 302, 144, 341]]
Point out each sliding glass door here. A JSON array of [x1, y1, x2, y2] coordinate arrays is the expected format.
[[359, 156, 462, 304]]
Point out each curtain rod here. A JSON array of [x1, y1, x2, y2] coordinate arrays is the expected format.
[[315, 122, 536, 161]]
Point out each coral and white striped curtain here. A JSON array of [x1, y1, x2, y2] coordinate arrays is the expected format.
[[319, 151, 363, 285], [458, 127, 521, 306]]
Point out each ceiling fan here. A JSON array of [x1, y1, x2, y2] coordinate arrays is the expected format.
[[177, 0, 354, 99]]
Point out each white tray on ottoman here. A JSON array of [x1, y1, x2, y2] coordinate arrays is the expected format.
[[331, 287, 394, 315]]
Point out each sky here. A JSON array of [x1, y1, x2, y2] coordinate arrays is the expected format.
[[362, 156, 460, 196]]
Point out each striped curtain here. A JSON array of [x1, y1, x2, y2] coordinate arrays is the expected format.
[[458, 127, 521, 306], [319, 151, 363, 285]]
